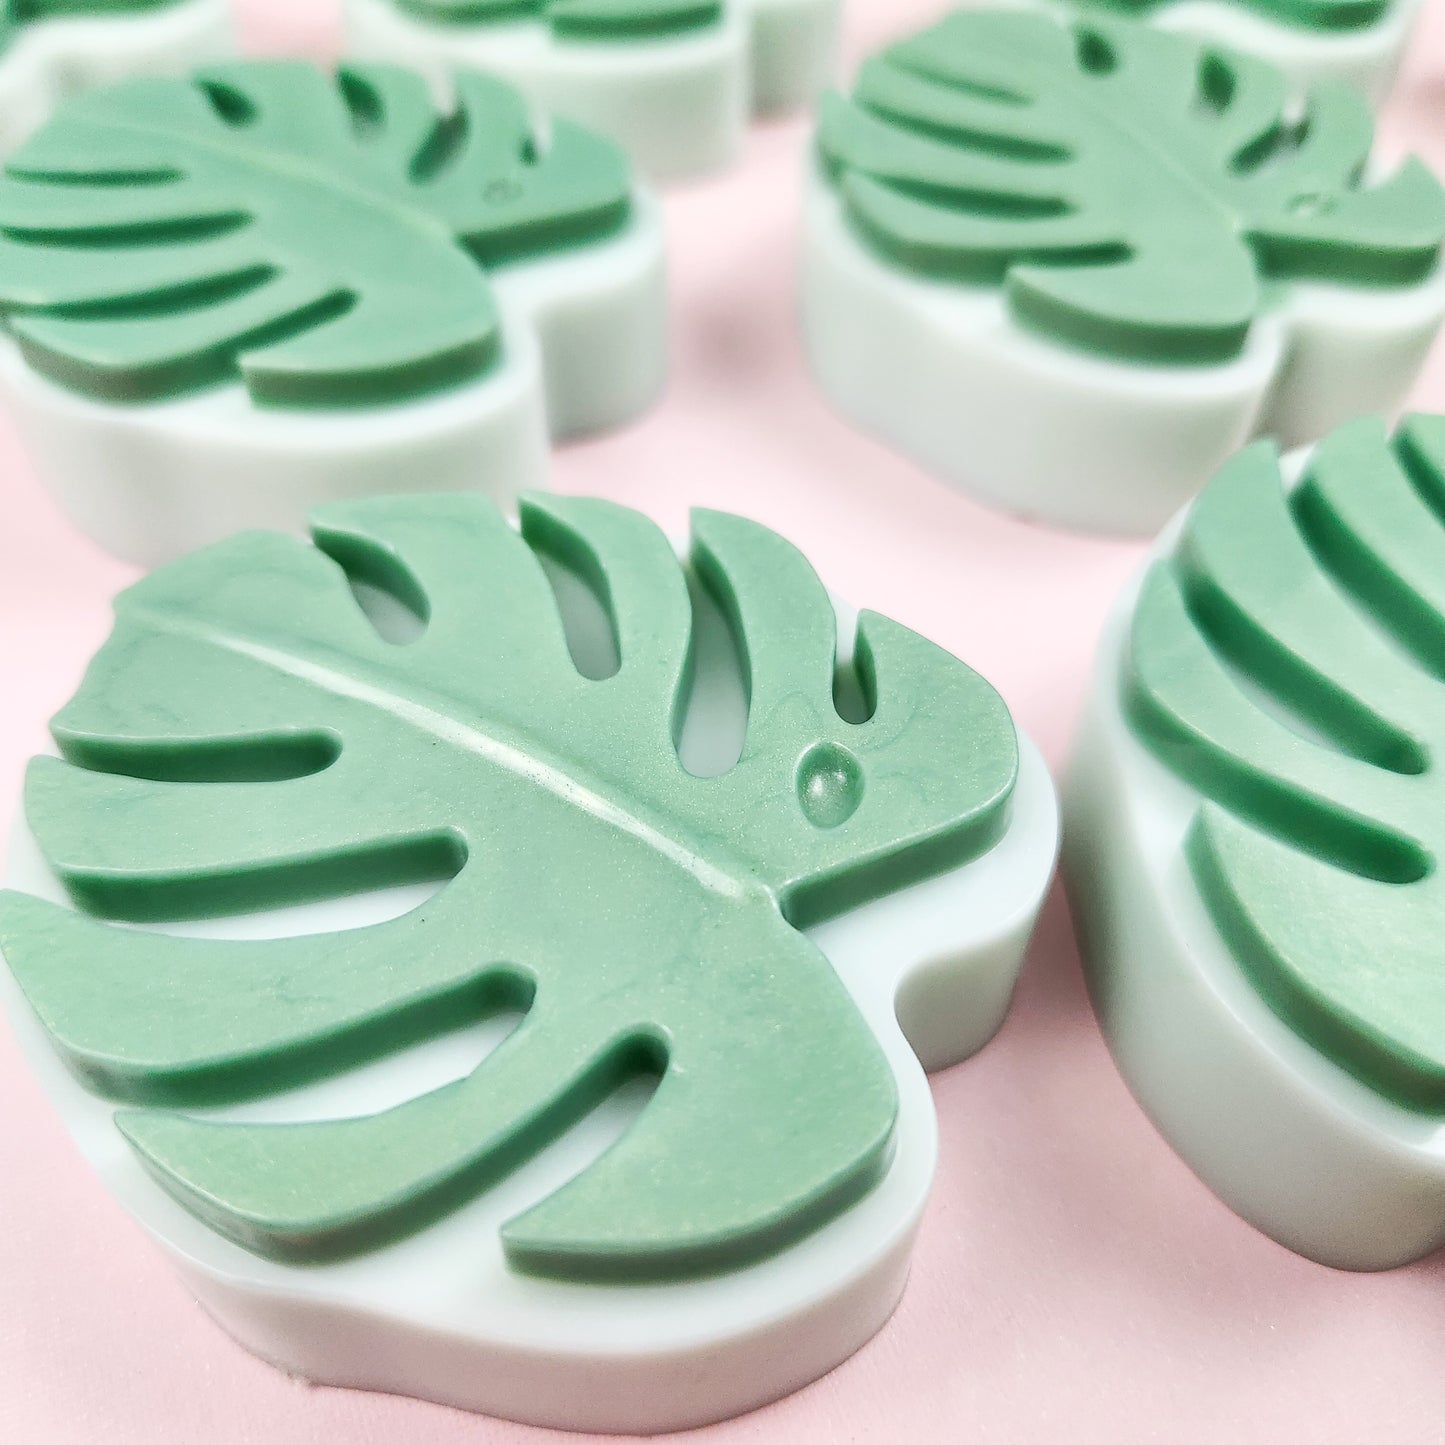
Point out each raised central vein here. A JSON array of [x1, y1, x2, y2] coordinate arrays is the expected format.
[[136, 602, 756, 902], [907, 41, 1253, 233], [102, 110, 461, 249]]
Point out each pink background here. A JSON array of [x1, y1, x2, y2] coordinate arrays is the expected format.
[[5, 1, 1445, 1439]]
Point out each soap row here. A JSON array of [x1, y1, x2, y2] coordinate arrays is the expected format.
[[0, 5, 1442, 560], [0, 0, 1427, 173], [3, 2, 1445, 1437]]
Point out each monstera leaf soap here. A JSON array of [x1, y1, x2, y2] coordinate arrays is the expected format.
[[803, 9, 1445, 535], [1066, 413, 1445, 1269], [0, 60, 665, 566], [0, 1, 232, 151], [0, 494, 1058, 1432], [343, 0, 839, 180]]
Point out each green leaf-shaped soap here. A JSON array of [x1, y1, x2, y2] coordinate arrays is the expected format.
[[818, 9, 1444, 364], [0, 60, 631, 405], [0, 493, 1019, 1282], [1128, 414, 1445, 1109]]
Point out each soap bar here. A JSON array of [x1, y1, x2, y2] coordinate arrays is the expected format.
[[960, 0, 1422, 102], [0, 60, 666, 566], [802, 8, 1445, 535], [0, 493, 1058, 1432], [1066, 413, 1445, 1269], [0, 1, 232, 152], [342, 0, 840, 179]]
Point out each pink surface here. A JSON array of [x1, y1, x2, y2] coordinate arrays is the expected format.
[[5, 2, 1445, 1440]]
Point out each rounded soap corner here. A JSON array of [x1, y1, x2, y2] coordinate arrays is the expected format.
[[890, 731, 1060, 1077]]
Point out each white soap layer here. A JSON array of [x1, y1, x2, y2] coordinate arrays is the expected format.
[[0, 0, 233, 153], [342, 0, 841, 181], [1063, 483, 1445, 1271], [1, 578, 1058, 1432], [3, 189, 668, 569], [800, 165, 1445, 536]]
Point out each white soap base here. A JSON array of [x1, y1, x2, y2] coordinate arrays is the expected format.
[[342, 0, 840, 182], [1063, 482, 1445, 1271], [0, 577, 1059, 1434], [0, 0, 233, 154], [991, 0, 1425, 104], [800, 166, 1445, 537], [3, 190, 667, 570], [745, 0, 838, 114]]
